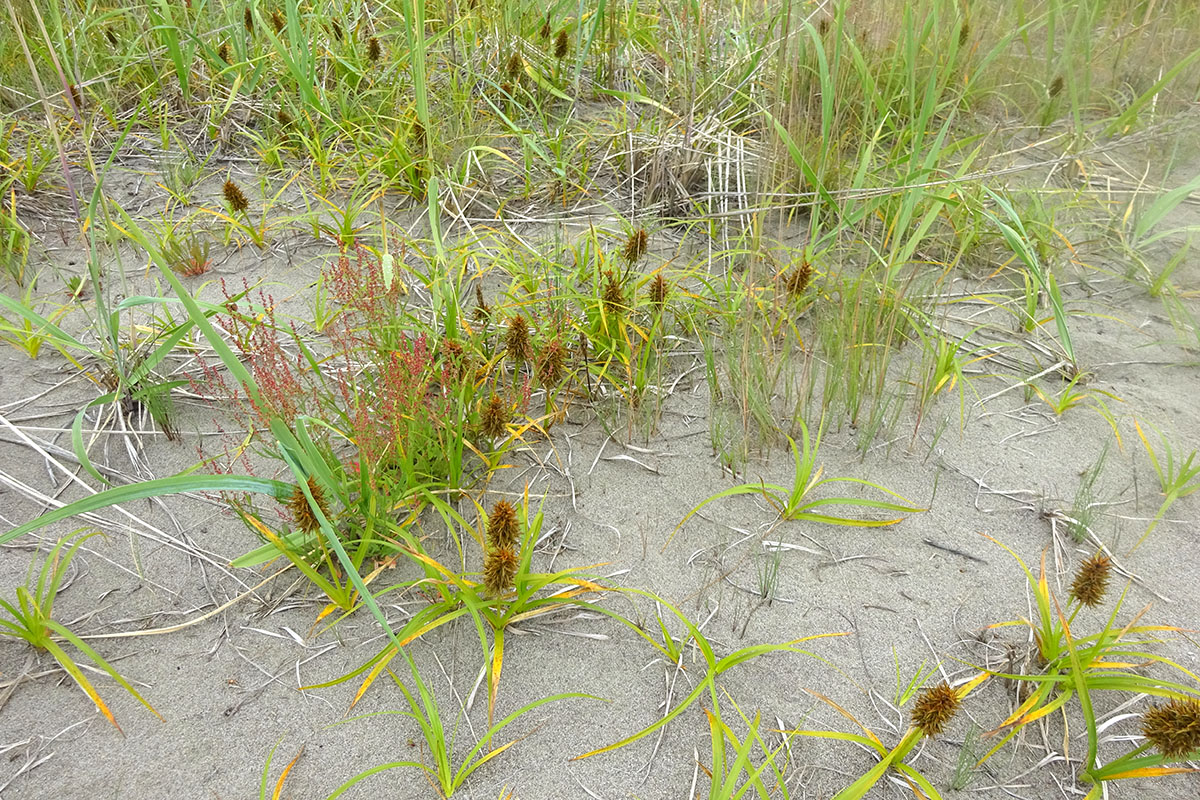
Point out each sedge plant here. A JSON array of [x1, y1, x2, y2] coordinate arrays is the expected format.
[[672, 415, 923, 547], [975, 535, 1200, 789], [0, 530, 162, 730]]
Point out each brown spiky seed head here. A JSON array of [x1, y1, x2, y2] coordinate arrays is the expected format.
[[440, 338, 465, 380], [506, 314, 532, 363], [223, 179, 249, 213], [648, 273, 669, 308], [411, 119, 426, 150], [1070, 552, 1112, 608], [505, 51, 523, 81], [958, 20, 970, 47], [367, 36, 381, 62], [277, 107, 294, 127], [1142, 698, 1200, 759], [784, 260, 813, 297], [911, 683, 960, 738], [536, 338, 567, 388], [331, 19, 343, 41], [218, 42, 231, 64], [1049, 75, 1064, 98], [623, 228, 649, 263], [554, 29, 569, 59], [483, 546, 519, 594], [473, 284, 491, 324], [244, 7, 254, 33], [487, 500, 520, 550], [480, 394, 508, 439], [541, 19, 552, 40], [288, 477, 330, 534], [602, 270, 624, 315], [105, 27, 119, 47], [271, 10, 285, 34]]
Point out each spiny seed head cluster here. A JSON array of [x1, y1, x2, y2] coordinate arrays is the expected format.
[[288, 477, 331, 534], [218, 42, 231, 64], [648, 273, 669, 308], [623, 228, 649, 263], [1142, 698, 1200, 759], [1070, 552, 1112, 608], [1049, 75, 1064, 98], [480, 394, 508, 439], [331, 19, 344, 41], [554, 29, 569, 59], [602, 270, 624, 315], [784, 260, 813, 297], [367, 36, 382, 62], [505, 50, 523, 81], [440, 338, 466, 380], [958, 20, 970, 47], [223, 179, 249, 213], [536, 337, 567, 387], [270, 10, 285, 34], [911, 683, 960, 737], [244, 7, 254, 34], [483, 546, 518, 594], [506, 314, 532, 363], [277, 107, 294, 127], [487, 500, 520, 550]]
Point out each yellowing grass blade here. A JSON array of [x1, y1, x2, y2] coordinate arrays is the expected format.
[[1101, 765, 1197, 780], [272, 745, 304, 800]]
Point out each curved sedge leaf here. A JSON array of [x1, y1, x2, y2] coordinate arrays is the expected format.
[[1, 474, 292, 546]]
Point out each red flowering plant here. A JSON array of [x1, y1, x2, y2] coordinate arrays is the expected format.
[[189, 246, 511, 585]]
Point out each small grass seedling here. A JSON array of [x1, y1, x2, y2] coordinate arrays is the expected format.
[[1132, 419, 1200, 551], [0, 531, 162, 731], [323, 649, 594, 800], [672, 415, 923, 547]]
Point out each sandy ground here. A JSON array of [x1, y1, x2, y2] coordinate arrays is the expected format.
[[1, 165, 1199, 800]]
